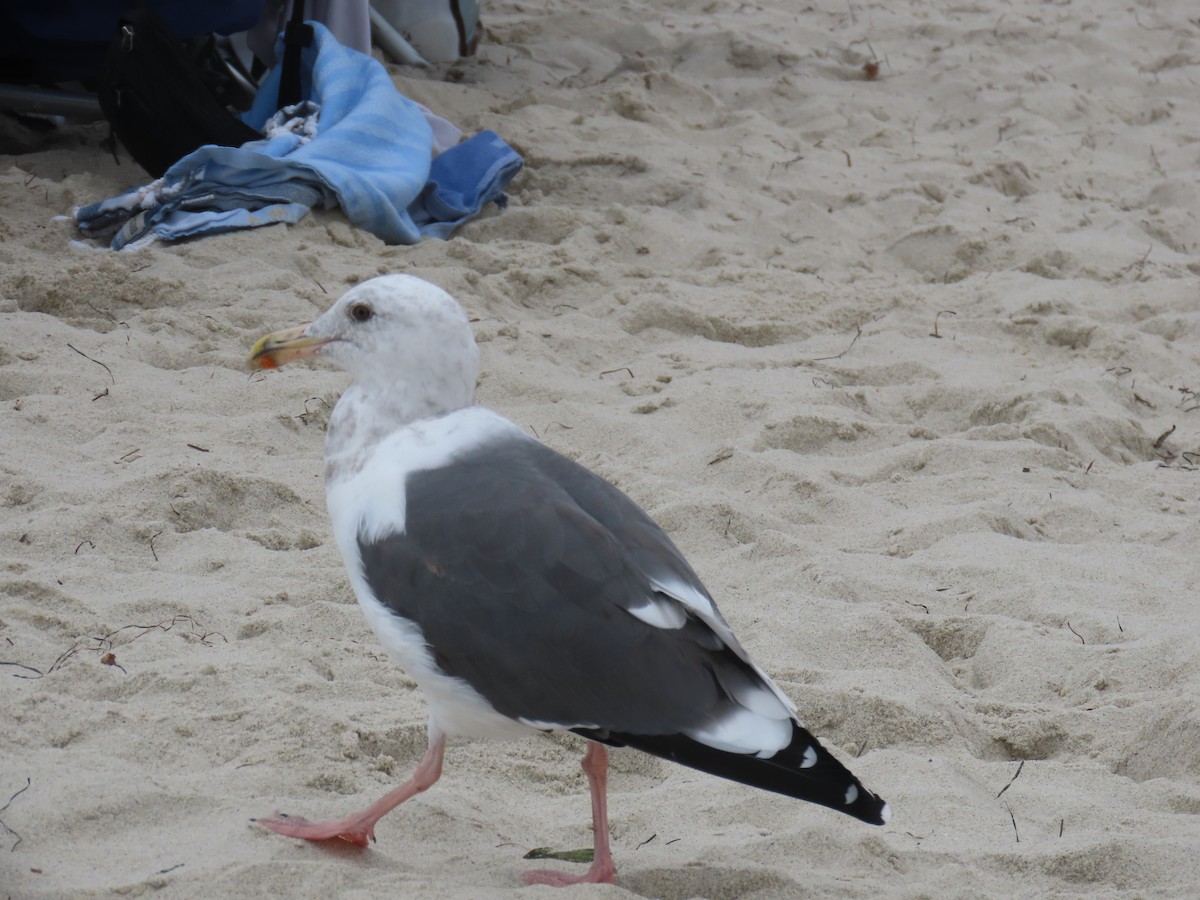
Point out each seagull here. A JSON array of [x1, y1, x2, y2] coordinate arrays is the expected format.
[[249, 274, 889, 886]]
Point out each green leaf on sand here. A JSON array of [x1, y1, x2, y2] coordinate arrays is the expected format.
[[523, 847, 595, 863]]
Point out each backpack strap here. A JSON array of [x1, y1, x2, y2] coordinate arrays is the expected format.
[[277, 0, 312, 110]]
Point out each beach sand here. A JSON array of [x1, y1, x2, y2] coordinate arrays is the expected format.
[[3, 1, 1200, 896]]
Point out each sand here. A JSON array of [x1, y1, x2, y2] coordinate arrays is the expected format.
[[3, 1, 1200, 897]]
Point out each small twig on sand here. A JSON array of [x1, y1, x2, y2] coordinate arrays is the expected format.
[[93, 615, 228, 651], [995, 760, 1025, 799], [0, 661, 44, 679], [930, 310, 957, 338], [0, 778, 30, 851], [1153, 425, 1176, 450], [1120, 244, 1152, 277], [67, 343, 114, 384], [811, 324, 862, 362]]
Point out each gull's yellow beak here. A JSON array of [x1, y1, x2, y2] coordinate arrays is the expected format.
[[249, 324, 330, 369]]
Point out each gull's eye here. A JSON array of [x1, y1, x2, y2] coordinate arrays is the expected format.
[[348, 302, 373, 323]]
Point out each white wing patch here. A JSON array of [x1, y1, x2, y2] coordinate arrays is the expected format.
[[518, 716, 599, 731], [648, 575, 800, 718], [648, 575, 724, 628], [626, 594, 688, 629], [715, 664, 792, 720], [685, 704, 792, 757]]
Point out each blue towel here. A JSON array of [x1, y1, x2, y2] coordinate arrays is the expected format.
[[75, 23, 522, 249], [412, 130, 525, 239]]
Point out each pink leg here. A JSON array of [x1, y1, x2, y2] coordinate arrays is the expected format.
[[256, 731, 446, 848], [523, 742, 617, 887]]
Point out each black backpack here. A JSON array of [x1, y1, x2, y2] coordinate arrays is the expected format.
[[96, 2, 311, 177]]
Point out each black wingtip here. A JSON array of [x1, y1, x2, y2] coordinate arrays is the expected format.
[[580, 722, 889, 826]]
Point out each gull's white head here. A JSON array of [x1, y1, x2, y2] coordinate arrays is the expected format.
[[251, 274, 480, 425]]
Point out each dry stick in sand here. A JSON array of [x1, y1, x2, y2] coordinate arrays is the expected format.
[[0, 778, 30, 851], [104, 618, 224, 675], [5, 642, 86, 679], [1153, 425, 1176, 450], [66, 343, 114, 384], [1178, 386, 1200, 412], [995, 760, 1025, 799], [93, 615, 228, 651], [0, 661, 44, 679], [1121, 244, 1152, 277], [930, 309, 957, 338], [84, 299, 118, 324], [48, 644, 82, 673], [296, 396, 330, 425], [599, 367, 634, 379], [13, 616, 228, 680], [811, 324, 863, 362]]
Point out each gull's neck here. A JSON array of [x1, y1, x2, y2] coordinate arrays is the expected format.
[[323, 380, 474, 483]]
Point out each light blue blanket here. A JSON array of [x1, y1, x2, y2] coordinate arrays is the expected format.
[[75, 23, 521, 249]]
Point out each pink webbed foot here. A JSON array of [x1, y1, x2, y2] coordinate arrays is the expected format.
[[256, 732, 446, 851], [254, 812, 376, 847], [522, 858, 617, 887]]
